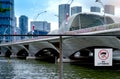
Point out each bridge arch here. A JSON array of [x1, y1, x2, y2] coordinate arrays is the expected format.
[[0, 46, 12, 57], [62, 36, 120, 58], [17, 49, 29, 59], [29, 42, 59, 57], [11, 44, 29, 59], [69, 46, 119, 60], [35, 48, 59, 62]]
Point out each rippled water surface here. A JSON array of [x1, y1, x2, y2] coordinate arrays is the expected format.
[[0, 57, 120, 79]]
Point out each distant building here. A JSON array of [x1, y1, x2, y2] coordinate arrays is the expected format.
[[104, 5, 115, 15], [33, 30, 48, 35], [13, 17, 17, 34], [13, 17, 17, 41], [14, 27, 21, 40], [0, 0, 14, 42], [31, 21, 50, 35], [19, 15, 28, 39], [71, 6, 82, 15], [59, 4, 70, 27], [90, 6, 101, 12], [14, 17, 17, 28]]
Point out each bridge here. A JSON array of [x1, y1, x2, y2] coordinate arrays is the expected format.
[[0, 12, 120, 63]]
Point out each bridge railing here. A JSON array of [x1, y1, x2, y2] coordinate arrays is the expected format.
[[64, 23, 120, 34], [13, 36, 57, 42], [0, 36, 58, 45]]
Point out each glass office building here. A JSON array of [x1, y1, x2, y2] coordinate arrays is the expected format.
[[104, 5, 115, 15], [71, 6, 82, 15], [59, 4, 70, 28], [31, 21, 50, 33], [0, 0, 14, 42], [90, 6, 101, 13], [19, 15, 28, 39]]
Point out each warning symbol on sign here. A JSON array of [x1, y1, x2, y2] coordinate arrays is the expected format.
[[98, 49, 109, 60], [94, 48, 112, 66]]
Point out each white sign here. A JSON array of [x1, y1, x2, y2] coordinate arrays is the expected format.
[[94, 48, 112, 66]]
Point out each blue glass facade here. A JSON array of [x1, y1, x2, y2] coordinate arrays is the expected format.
[[31, 21, 51, 33], [33, 30, 48, 35], [19, 15, 28, 39], [71, 6, 82, 15], [0, 0, 14, 42], [59, 4, 70, 28], [90, 6, 101, 12]]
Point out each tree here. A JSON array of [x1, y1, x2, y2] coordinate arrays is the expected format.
[[0, 3, 11, 13]]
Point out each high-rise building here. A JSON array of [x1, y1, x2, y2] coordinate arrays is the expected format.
[[71, 6, 82, 15], [59, 4, 70, 27], [0, 0, 14, 42], [90, 6, 101, 12], [104, 5, 115, 15], [19, 15, 28, 39], [31, 21, 50, 34]]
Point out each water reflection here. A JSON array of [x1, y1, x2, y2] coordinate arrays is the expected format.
[[0, 58, 15, 79], [12, 59, 59, 79], [0, 57, 120, 79]]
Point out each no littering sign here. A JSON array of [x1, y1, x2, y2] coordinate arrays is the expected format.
[[94, 48, 112, 66]]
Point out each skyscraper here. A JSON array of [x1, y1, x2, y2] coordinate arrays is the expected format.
[[104, 5, 115, 15], [59, 4, 70, 28], [71, 6, 82, 15], [90, 6, 101, 12], [19, 15, 28, 39], [0, 0, 14, 42]]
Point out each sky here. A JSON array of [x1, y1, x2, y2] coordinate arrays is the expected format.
[[14, 0, 120, 32]]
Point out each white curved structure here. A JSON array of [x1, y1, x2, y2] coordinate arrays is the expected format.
[[54, 12, 120, 34]]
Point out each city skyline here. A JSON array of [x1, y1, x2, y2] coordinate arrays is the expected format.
[[14, 0, 120, 31]]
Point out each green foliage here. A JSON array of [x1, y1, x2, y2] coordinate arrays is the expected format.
[[0, 2, 1, 7], [0, 8, 11, 12], [0, 3, 11, 13]]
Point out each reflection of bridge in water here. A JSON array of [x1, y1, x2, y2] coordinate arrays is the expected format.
[[0, 12, 120, 64]]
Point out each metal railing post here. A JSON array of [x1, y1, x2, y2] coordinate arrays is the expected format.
[[59, 35, 63, 79]]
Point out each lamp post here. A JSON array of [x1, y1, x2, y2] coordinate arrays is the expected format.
[[67, 0, 74, 5], [54, 14, 60, 28], [96, 0, 106, 25], [33, 11, 47, 21], [3, 27, 9, 42], [32, 11, 47, 38]]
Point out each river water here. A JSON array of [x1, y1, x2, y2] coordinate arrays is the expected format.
[[0, 57, 120, 79]]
